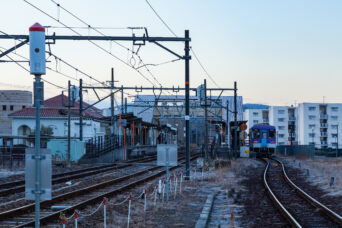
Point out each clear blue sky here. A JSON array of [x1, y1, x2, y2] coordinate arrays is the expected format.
[[1, 0, 342, 106]]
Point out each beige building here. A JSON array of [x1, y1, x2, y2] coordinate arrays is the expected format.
[[0, 90, 32, 138]]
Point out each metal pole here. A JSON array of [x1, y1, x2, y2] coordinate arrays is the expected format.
[[125, 98, 127, 114], [67, 80, 71, 165], [121, 86, 124, 114], [79, 79, 83, 141], [34, 75, 42, 228], [185, 30, 190, 178], [111, 68, 115, 135], [204, 79, 208, 160], [166, 148, 169, 201], [337, 124, 339, 157], [234, 81, 238, 159], [226, 101, 229, 149]]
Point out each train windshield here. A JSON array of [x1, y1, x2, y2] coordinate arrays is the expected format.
[[253, 129, 260, 139], [262, 132, 267, 139], [269, 129, 276, 139]]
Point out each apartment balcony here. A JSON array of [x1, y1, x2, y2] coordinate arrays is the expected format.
[[288, 116, 296, 121], [320, 132, 328, 137], [320, 114, 328, 119], [288, 136, 296, 141], [321, 141, 328, 146], [262, 118, 269, 123], [320, 123, 328, 128]]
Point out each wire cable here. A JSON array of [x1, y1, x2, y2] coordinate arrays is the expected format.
[[144, 0, 221, 88]]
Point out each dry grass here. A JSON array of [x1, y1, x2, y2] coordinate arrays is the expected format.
[[286, 157, 342, 196]]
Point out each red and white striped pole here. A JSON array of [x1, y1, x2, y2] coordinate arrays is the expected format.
[[162, 179, 166, 202], [62, 214, 65, 228], [104, 197, 107, 228], [154, 185, 158, 206], [127, 193, 132, 228], [74, 210, 78, 228]]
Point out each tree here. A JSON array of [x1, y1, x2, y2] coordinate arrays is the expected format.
[[28, 125, 54, 147]]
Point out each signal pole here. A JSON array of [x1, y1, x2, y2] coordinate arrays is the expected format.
[[185, 30, 190, 179], [204, 79, 208, 160], [234, 81, 238, 159]]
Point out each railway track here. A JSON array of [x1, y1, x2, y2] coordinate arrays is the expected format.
[[0, 155, 157, 197], [0, 154, 198, 227], [263, 157, 342, 228]]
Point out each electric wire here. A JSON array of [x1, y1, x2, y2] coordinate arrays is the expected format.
[[144, 0, 221, 88], [48, 0, 174, 94], [23, 0, 157, 87], [0, 48, 65, 89]]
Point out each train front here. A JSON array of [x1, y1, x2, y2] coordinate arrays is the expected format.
[[249, 124, 276, 156]]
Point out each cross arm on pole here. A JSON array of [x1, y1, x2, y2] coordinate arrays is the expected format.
[[0, 39, 28, 59]]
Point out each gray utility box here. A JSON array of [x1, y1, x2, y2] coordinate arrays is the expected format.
[[25, 148, 52, 201], [157, 144, 178, 166]]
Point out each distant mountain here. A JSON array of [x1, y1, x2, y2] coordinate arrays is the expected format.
[[243, 103, 269, 111]]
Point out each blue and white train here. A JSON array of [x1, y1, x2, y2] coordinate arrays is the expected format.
[[249, 124, 276, 156]]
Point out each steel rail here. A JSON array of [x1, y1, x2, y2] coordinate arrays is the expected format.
[[262, 159, 302, 228], [273, 158, 342, 226], [0, 155, 157, 190], [14, 154, 198, 227]]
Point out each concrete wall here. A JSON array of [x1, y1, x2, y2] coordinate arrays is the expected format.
[[11, 118, 104, 145], [0, 90, 32, 136]]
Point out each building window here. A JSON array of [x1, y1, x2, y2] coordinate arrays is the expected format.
[[331, 107, 339, 112], [10, 105, 14, 111], [278, 134, 285, 138], [278, 126, 285, 130], [278, 118, 285, 122], [253, 120, 259, 124], [278, 110, 285, 114], [308, 124, 315, 129], [309, 133, 315, 137], [331, 125, 338, 130], [2, 105, 6, 111], [308, 115, 316, 120], [331, 116, 338, 121], [253, 112, 259, 117], [309, 107, 316, 111]]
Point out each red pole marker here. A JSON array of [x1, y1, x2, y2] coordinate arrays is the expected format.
[[75, 210, 78, 219], [129, 193, 132, 200], [145, 189, 147, 194], [104, 197, 106, 206]]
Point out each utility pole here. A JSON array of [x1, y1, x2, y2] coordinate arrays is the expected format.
[[204, 79, 208, 160], [226, 100, 229, 149], [234, 81, 238, 159], [185, 30, 190, 178], [79, 78, 83, 141], [34, 75, 42, 228], [29, 22, 46, 228], [111, 68, 115, 136], [67, 80, 71, 165], [121, 85, 124, 114], [125, 98, 127, 114], [337, 123, 339, 157]]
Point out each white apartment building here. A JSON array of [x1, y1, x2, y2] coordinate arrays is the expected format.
[[297, 103, 342, 148], [243, 108, 269, 131], [269, 106, 297, 145]]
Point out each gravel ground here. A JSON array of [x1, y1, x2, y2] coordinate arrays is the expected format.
[[57, 160, 246, 228], [281, 155, 342, 218]]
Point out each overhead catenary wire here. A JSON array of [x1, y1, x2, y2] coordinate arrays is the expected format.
[[23, 0, 158, 88], [0, 49, 65, 89], [48, 0, 173, 93], [144, 0, 221, 88]]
